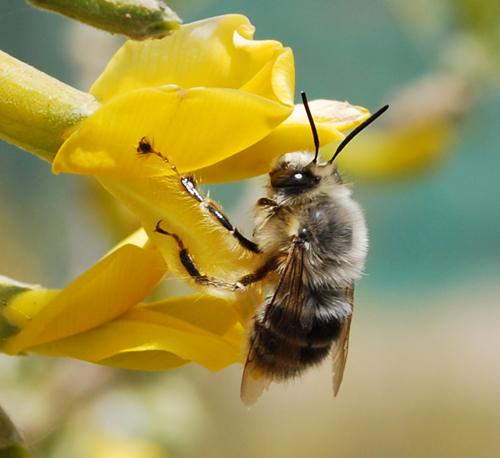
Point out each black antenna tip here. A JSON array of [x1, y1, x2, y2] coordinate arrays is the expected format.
[[330, 103, 389, 163], [376, 104, 390, 117], [300, 91, 320, 163]]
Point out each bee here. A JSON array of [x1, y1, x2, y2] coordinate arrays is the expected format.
[[137, 93, 388, 405]]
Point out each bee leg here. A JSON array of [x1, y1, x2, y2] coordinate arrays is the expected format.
[[154, 221, 235, 289], [155, 221, 270, 290], [233, 263, 272, 289], [256, 197, 278, 208], [137, 137, 260, 254], [201, 193, 261, 254]]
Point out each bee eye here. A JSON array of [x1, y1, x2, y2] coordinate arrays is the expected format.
[[270, 169, 320, 191]]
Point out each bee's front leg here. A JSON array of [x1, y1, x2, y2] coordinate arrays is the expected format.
[[137, 137, 260, 254]]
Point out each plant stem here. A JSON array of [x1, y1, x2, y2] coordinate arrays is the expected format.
[[28, 0, 182, 40], [0, 50, 101, 163]]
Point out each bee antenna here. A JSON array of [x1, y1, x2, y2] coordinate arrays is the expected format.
[[329, 104, 389, 164], [301, 91, 320, 164]]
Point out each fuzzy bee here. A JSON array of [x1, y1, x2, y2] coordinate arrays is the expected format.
[[137, 93, 388, 404]]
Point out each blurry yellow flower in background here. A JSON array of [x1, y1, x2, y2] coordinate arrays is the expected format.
[[0, 14, 369, 374], [332, 74, 469, 180]]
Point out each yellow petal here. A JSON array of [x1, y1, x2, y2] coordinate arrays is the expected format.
[[98, 351, 189, 371], [143, 293, 244, 338], [2, 244, 168, 355], [53, 86, 293, 177], [194, 122, 341, 183], [4, 289, 60, 329], [299, 99, 371, 131], [237, 46, 295, 105], [30, 295, 244, 371], [90, 14, 293, 106], [103, 227, 154, 257], [195, 100, 370, 183]]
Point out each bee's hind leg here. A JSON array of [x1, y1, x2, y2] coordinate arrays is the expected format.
[[137, 137, 260, 254], [155, 221, 270, 290], [154, 221, 234, 289]]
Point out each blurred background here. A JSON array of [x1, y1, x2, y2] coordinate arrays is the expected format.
[[1, 0, 500, 457]]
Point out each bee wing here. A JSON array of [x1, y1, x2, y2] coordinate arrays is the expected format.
[[241, 244, 305, 405], [331, 284, 354, 396], [240, 367, 272, 406], [264, 243, 306, 338]]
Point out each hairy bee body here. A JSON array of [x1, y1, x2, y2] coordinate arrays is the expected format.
[[143, 95, 387, 405], [241, 152, 368, 403]]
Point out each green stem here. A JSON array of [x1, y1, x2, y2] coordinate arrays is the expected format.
[[0, 50, 101, 163], [0, 276, 40, 341], [0, 447, 31, 458], [28, 0, 182, 40]]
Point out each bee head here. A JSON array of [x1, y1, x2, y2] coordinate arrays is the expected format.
[[270, 152, 321, 193], [269, 94, 388, 197]]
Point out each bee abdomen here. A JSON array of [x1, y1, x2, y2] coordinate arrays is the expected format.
[[248, 289, 350, 380], [265, 289, 350, 346], [248, 323, 334, 380]]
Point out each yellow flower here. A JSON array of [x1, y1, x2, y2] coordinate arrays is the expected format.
[[1, 15, 369, 373], [1, 233, 243, 371]]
